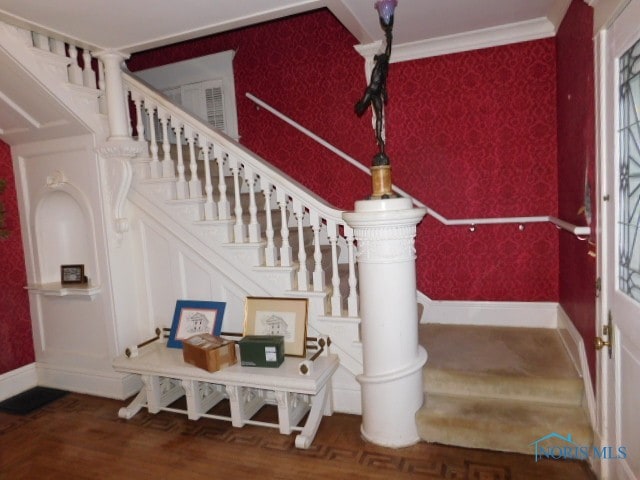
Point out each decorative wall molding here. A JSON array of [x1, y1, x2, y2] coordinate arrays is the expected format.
[[353, 224, 418, 263], [355, 17, 556, 64]]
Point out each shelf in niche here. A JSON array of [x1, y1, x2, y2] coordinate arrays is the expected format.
[[26, 282, 101, 299]]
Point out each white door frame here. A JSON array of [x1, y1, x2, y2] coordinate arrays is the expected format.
[[595, 1, 640, 478]]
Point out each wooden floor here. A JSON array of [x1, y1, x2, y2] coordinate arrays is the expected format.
[[0, 393, 596, 479]]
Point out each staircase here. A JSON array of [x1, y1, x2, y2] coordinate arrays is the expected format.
[[416, 324, 593, 454], [1, 21, 595, 453], [123, 72, 365, 378]]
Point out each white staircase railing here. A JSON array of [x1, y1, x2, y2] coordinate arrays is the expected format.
[[122, 73, 359, 320]]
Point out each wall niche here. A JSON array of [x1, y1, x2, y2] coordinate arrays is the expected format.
[[31, 175, 100, 297]]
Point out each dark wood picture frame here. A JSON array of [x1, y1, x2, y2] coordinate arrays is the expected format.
[[60, 264, 86, 285]]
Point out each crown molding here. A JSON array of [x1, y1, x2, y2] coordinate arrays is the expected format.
[[355, 16, 556, 63]]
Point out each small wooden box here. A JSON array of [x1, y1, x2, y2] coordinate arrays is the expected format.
[[182, 334, 237, 372]]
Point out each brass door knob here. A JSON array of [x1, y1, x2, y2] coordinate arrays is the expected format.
[[594, 337, 611, 350]]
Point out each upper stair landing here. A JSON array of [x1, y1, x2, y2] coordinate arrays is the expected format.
[[0, 22, 107, 145]]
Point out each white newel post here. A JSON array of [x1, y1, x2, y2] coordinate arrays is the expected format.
[[95, 50, 131, 141], [343, 197, 427, 447], [94, 50, 146, 235]]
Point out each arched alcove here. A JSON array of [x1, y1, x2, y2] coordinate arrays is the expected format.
[[34, 189, 94, 285]]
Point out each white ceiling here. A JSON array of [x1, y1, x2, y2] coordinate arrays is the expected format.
[[0, 0, 571, 54]]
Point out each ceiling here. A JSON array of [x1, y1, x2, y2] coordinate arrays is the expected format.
[[0, 0, 571, 54]]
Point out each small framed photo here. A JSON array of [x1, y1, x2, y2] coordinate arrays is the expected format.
[[60, 264, 86, 285], [167, 300, 226, 349], [243, 297, 308, 357]]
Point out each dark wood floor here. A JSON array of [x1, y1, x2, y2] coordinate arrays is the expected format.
[[0, 393, 596, 479]]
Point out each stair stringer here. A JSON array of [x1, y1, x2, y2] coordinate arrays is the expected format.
[[127, 180, 364, 413]]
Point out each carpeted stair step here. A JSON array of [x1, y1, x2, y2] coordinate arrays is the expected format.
[[416, 393, 593, 455], [420, 324, 584, 406], [424, 368, 584, 406], [417, 324, 593, 455]]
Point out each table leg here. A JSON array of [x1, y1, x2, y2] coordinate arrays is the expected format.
[[295, 384, 329, 449]]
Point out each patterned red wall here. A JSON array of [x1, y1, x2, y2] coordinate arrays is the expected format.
[[128, 8, 559, 301], [0, 140, 34, 374], [556, 0, 597, 381]]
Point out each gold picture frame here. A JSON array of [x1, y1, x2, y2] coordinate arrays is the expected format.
[[243, 297, 308, 357]]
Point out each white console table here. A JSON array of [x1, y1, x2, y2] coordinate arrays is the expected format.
[[112, 343, 339, 449]]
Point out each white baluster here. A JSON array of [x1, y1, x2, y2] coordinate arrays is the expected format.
[[293, 200, 309, 291], [146, 104, 161, 178], [244, 166, 261, 243], [185, 127, 202, 198], [158, 108, 174, 178], [51, 39, 66, 56], [310, 212, 325, 292], [345, 225, 358, 317], [67, 45, 83, 85], [131, 93, 145, 142], [33, 32, 50, 51], [261, 179, 277, 267], [229, 155, 246, 243], [174, 124, 188, 200], [97, 57, 106, 114], [277, 189, 292, 267], [82, 50, 96, 89], [199, 139, 217, 221], [327, 220, 342, 316], [213, 145, 230, 220], [125, 92, 132, 137]]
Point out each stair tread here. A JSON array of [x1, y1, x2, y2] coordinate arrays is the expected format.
[[417, 393, 593, 454], [420, 323, 579, 380]]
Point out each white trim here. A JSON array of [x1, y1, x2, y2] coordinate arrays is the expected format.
[[556, 305, 597, 429], [0, 363, 38, 402], [418, 292, 559, 328], [36, 363, 140, 400], [355, 17, 556, 64], [547, 0, 574, 31]]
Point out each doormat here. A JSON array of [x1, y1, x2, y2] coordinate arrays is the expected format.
[[0, 387, 68, 415]]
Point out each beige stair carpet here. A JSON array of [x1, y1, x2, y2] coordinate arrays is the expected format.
[[416, 324, 593, 455]]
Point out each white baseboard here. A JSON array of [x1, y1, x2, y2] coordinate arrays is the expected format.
[[557, 306, 596, 429], [332, 365, 362, 415], [36, 363, 140, 400], [0, 363, 38, 402], [417, 292, 558, 328]]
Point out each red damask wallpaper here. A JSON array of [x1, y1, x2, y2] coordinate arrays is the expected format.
[[556, 0, 597, 381], [128, 9, 560, 301], [0, 140, 34, 374]]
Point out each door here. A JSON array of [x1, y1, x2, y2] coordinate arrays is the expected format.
[[600, 1, 640, 478]]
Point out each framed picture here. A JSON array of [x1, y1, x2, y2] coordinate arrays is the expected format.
[[243, 297, 308, 357], [60, 264, 86, 285], [167, 300, 226, 349]]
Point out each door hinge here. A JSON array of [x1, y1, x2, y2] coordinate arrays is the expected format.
[[595, 277, 601, 297]]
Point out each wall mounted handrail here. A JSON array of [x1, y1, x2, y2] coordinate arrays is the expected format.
[[246, 92, 591, 238]]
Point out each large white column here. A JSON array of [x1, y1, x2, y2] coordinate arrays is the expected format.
[[343, 197, 427, 447]]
